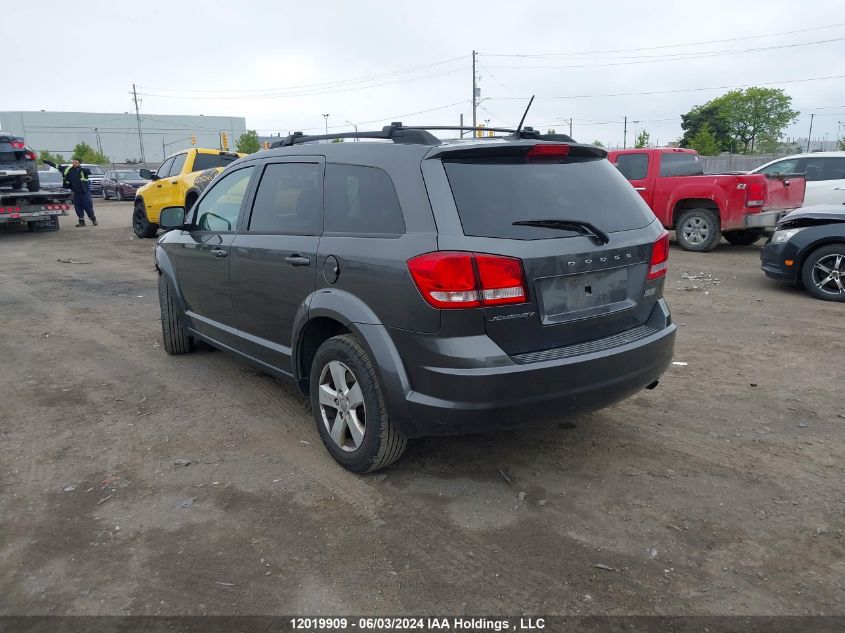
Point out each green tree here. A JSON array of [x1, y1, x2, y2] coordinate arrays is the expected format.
[[38, 149, 65, 166], [591, 140, 605, 147], [635, 129, 650, 148], [547, 128, 556, 135], [840, 138, 845, 151], [680, 102, 732, 152], [235, 130, 260, 154], [688, 123, 721, 156], [72, 141, 109, 165]]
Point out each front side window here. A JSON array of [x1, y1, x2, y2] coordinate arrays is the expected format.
[[324, 164, 405, 235], [157, 157, 175, 179], [248, 162, 322, 234], [614, 153, 649, 181], [757, 158, 802, 176], [169, 153, 187, 177], [194, 166, 254, 232]]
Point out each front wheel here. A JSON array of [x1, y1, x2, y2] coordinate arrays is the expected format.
[[158, 276, 194, 353], [802, 244, 845, 302], [133, 201, 158, 238], [724, 229, 764, 246], [675, 208, 722, 252], [310, 334, 407, 473]]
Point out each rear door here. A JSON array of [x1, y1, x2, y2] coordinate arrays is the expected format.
[[229, 158, 324, 371], [427, 145, 665, 356]]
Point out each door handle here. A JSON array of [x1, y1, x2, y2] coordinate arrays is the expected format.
[[285, 254, 311, 267], [171, 181, 178, 185], [634, 187, 647, 191], [211, 248, 228, 258]]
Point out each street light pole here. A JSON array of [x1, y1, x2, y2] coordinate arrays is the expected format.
[[346, 120, 358, 141], [322, 114, 330, 135]]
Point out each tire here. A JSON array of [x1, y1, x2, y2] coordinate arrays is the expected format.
[[27, 174, 40, 192], [133, 200, 158, 238], [310, 334, 407, 473], [158, 276, 194, 354], [675, 208, 722, 252], [723, 229, 764, 246], [801, 244, 845, 302]]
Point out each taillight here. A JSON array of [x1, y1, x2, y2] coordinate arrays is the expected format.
[[10, 141, 25, 150], [744, 180, 766, 208], [647, 232, 669, 281], [526, 144, 570, 160], [25, 150, 36, 161], [407, 252, 528, 309]]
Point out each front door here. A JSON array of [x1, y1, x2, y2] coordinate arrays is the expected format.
[[165, 164, 256, 348], [230, 158, 324, 372], [613, 152, 654, 206]]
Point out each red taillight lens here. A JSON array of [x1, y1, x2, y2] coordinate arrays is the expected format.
[[25, 151, 36, 161], [526, 144, 570, 160], [647, 232, 669, 281], [474, 253, 527, 305], [10, 141, 25, 149], [745, 181, 766, 207], [407, 252, 528, 309]]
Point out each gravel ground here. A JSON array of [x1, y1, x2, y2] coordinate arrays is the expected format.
[[0, 201, 842, 616]]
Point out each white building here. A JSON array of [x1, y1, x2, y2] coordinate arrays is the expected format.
[[0, 110, 247, 165]]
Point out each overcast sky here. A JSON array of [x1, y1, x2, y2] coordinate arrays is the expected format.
[[5, 0, 845, 147]]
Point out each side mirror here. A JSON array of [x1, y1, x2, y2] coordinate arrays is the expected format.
[[139, 168, 158, 181], [159, 206, 186, 230]]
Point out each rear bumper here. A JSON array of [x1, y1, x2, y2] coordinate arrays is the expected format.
[[391, 300, 676, 437], [746, 209, 797, 229]]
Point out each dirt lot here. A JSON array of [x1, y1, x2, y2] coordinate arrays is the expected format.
[[0, 201, 842, 616]]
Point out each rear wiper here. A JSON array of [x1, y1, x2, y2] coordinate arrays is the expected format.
[[512, 219, 610, 245]]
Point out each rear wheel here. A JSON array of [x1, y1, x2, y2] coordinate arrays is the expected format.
[[27, 174, 40, 192], [158, 276, 194, 354], [310, 334, 407, 473], [133, 201, 158, 238], [675, 208, 721, 252], [801, 244, 845, 302], [724, 229, 764, 246]]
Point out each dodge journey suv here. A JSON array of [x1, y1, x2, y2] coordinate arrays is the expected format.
[[154, 124, 676, 472]]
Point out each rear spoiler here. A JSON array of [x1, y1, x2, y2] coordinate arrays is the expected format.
[[427, 142, 607, 161]]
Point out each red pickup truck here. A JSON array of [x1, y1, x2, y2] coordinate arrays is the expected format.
[[607, 148, 805, 252]]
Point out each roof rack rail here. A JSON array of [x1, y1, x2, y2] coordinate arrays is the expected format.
[[268, 123, 575, 148]]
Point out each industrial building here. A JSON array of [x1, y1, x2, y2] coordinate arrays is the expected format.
[[0, 111, 247, 165]]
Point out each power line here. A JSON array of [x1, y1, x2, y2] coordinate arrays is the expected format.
[[484, 36, 845, 70], [136, 67, 469, 100], [485, 73, 845, 100], [481, 21, 845, 58], [139, 55, 466, 94]]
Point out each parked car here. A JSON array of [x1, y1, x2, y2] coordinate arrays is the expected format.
[[761, 205, 845, 302], [607, 148, 806, 251], [38, 169, 66, 191], [133, 148, 244, 237], [154, 124, 676, 472], [102, 169, 149, 200], [81, 164, 105, 196], [0, 134, 39, 191], [751, 151, 845, 206]]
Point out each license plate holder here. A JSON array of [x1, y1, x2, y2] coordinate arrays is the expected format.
[[537, 267, 635, 325]]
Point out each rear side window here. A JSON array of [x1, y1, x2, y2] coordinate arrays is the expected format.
[[444, 157, 654, 240], [248, 162, 322, 234], [659, 153, 703, 177], [804, 157, 845, 182], [192, 152, 240, 172], [615, 153, 649, 180], [324, 164, 405, 235], [169, 153, 187, 176]]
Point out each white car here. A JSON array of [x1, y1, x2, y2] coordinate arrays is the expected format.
[[752, 151, 845, 206]]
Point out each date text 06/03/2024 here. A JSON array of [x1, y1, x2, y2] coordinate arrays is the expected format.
[[289, 617, 546, 631]]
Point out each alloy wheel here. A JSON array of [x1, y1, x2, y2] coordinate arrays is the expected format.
[[681, 216, 710, 245], [811, 252, 845, 296], [318, 360, 366, 452]]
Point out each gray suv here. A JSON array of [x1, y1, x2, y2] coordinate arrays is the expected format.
[[154, 124, 676, 472]]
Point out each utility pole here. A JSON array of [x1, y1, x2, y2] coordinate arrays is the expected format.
[[623, 116, 628, 149], [94, 128, 103, 154], [568, 118, 573, 137], [837, 121, 843, 147], [806, 113, 814, 152], [162, 138, 166, 160], [132, 83, 146, 164], [322, 113, 330, 135], [472, 50, 477, 131], [460, 113, 464, 138]]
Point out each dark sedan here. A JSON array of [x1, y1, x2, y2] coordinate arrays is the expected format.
[[102, 170, 149, 200], [761, 205, 845, 302]]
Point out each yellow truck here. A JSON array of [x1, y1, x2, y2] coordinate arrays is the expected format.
[[134, 148, 244, 238]]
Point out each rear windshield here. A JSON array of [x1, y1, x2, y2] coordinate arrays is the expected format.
[[443, 157, 655, 239], [192, 152, 239, 172], [84, 165, 104, 175]]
